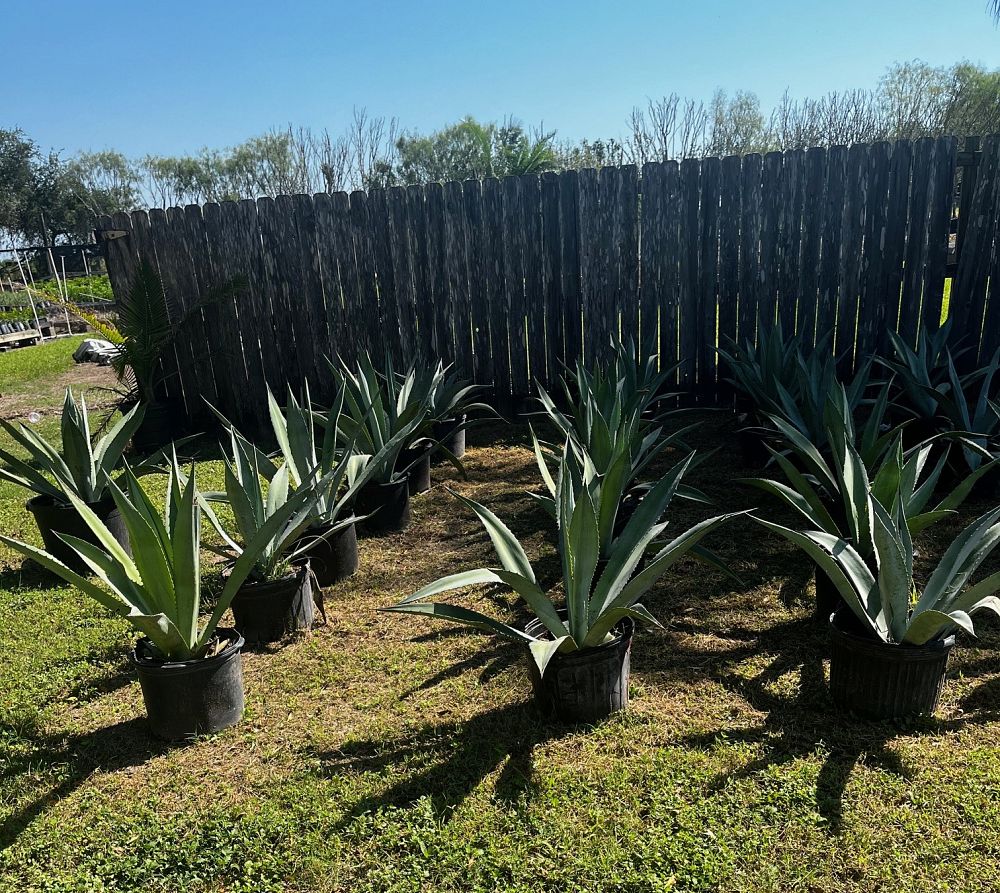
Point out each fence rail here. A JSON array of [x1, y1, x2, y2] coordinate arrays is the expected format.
[[98, 134, 1000, 436]]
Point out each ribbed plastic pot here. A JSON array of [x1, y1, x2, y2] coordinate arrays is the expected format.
[[131, 628, 245, 740], [295, 522, 358, 586], [524, 615, 634, 723], [230, 561, 314, 644], [402, 446, 432, 494], [132, 401, 175, 455], [736, 425, 770, 468], [828, 612, 955, 720], [433, 415, 467, 461], [26, 494, 131, 574], [356, 478, 411, 535]]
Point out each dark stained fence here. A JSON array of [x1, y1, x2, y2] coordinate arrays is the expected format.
[[98, 134, 1000, 436]]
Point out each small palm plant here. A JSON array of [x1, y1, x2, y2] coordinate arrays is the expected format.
[[0, 388, 144, 505], [0, 455, 311, 661], [384, 445, 741, 678]]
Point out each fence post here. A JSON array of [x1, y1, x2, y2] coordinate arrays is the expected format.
[[954, 135, 981, 270]]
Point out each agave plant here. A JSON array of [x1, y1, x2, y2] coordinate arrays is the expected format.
[[745, 385, 992, 556], [0, 388, 144, 504], [201, 427, 334, 583], [0, 455, 313, 661], [328, 353, 438, 485], [876, 320, 965, 432], [928, 348, 1000, 473], [427, 362, 497, 427], [756, 497, 1000, 646], [384, 445, 741, 675], [717, 319, 803, 417]]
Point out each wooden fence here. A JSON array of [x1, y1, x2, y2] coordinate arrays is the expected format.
[[98, 134, 1000, 436]]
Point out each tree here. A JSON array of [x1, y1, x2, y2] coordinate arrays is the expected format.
[[393, 117, 556, 185]]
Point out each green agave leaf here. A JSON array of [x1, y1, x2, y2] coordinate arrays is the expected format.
[[529, 635, 574, 678], [381, 601, 536, 645], [450, 490, 537, 584], [903, 608, 973, 646]]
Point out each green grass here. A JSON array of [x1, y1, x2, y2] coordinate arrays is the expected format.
[[1, 345, 1000, 892], [0, 335, 87, 394]]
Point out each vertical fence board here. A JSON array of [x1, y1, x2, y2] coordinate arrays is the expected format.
[[678, 159, 700, 390], [481, 178, 506, 395], [797, 147, 827, 347], [921, 137, 958, 338], [521, 174, 545, 383], [855, 142, 892, 366], [882, 141, 912, 339], [817, 146, 847, 340], [559, 170, 582, 367], [718, 155, 742, 366], [540, 172, 564, 382], [501, 176, 528, 396], [738, 154, 763, 344], [444, 180, 472, 376], [777, 149, 804, 335], [463, 179, 491, 380], [899, 138, 934, 346], [698, 156, 721, 395], [759, 152, 783, 328]]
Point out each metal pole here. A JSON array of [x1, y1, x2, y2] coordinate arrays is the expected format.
[[13, 252, 44, 338]]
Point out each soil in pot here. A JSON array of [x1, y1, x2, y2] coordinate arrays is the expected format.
[[132, 628, 245, 740], [524, 615, 634, 724], [295, 522, 358, 587], [356, 478, 411, 536], [27, 494, 131, 575], [402, 445, 432, 494], [828, 610, 955, 720], [432, 415, 467, 462], [230, 561, 315, 644]]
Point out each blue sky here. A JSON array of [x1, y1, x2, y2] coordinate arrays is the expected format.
[[6, 0, 999, 158]]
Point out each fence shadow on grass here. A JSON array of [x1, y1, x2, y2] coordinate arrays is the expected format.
[[309, 701, 563, 824], [0, 717, 166, 851]]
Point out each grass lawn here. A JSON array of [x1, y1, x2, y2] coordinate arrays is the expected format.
[[1, 339, 1000, 892]]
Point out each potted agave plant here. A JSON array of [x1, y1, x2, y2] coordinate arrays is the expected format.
[[746, 385, 993, 619], [427, 362, 498, 463], [0, 456, 312, 739], [0, 388, 143, 573], [385, 445, 740, 723], [201, 427, 333, 644], [329, 354, 434, 533], [756, 496, 1000, 720], [249, 385, 417, 585]]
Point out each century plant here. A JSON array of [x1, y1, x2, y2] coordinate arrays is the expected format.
[[756, 495, 1000, 647], [876, 320, 964, 431], [329, 352, 439, 485], [0, 388, 145, 504], [384, 445, 741, 676], [928, 348, 1000, 473], [717, 319, 803, 418], [201, 427, 334, 583], [745, 385, 992, 559], [0, 455, 315, 661], [427, 361, 498, 429]]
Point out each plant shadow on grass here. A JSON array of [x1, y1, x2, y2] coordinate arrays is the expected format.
[[650, 604, 1000, 836], [0, 718, 168, 851], [309, 700, 566, 825]]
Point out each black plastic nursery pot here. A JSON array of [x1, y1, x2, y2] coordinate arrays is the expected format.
[[230, 561, 315, 644], [295, 522, 359, 587], [433, 415, 467, 462], [828, 611, 955, 720], [356, 477, 411, 535], [132, 401, 176, 456], [26, 494, 131, 574], [402, 445, 432, 494], [735, 417, 772, 468], [524, 616, 635, 724], [131, 628, 245, 740]]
